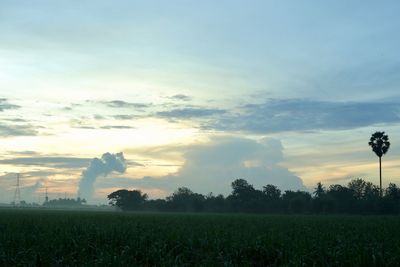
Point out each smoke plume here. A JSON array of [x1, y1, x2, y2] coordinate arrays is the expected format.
[[78, 152, 126, 202], [23, 179, 46, 196]]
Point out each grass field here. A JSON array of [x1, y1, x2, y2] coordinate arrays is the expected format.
[[1, 209, 400, 266]]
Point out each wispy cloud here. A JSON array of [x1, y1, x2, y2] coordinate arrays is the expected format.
[[69, 118, 95, 129], [3, 118, 28, 123], [156, 107, 226, 119], [204, 99, 400, 133], [167, 94, 192, 101], [0, 98, 20, 112], [99, 100, 151, 109], [99, 125, 134, 129], [93, 114, 105, 120], [0, 157, 91, 169], [112, 115, 136, 120], [0, 123, 38, 137], [0, 154, 143, 170], [69, 117, 134, 130], [6, 151, 40, 156]]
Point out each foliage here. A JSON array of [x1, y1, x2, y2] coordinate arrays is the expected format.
[[369, 131, 390, 158], [1, 210, 400, 266], [107, 189, 148, 211], [165, 187, 205, 212], [108, 178, 400, 214]]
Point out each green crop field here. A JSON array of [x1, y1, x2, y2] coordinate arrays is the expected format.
[[1, 209, 400, 266]]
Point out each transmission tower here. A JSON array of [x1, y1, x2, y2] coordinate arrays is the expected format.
[[45, 187, 49, 204], [13, 173, 21, 206]]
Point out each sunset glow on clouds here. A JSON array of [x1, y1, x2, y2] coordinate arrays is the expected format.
[[1, 1, 400, 203]]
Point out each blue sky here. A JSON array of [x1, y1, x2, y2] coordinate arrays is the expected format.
[[1, 1, 400, 203]]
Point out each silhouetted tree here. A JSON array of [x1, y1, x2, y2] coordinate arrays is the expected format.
[[347, 178, 381, 212], [361, 181, 381, 213], [204, 193, 226, 212], [262, 184, 281, 212], [385, 183, 400, 200], [106, 178, 400, 214], [313, 182, 326, 198], [363, 182, 380, 201], [348, 178, 367, 200], [312, 182, 328, 213], [327, 185, 354, 212], [166, 187, 205, 212], [144, 199, 168, 211], [107, 189, 148, 211], [282, 190, 311, 213], [262, 184, 281, 200], [369, 131, 390, 196], [380, 183, 400, 213], [231, 179, 256, 199], [228, 179, 264, 212]]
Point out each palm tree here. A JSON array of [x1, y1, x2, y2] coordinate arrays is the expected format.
[[368, 131, 390, 196]]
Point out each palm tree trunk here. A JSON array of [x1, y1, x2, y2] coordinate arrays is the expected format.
[[379, 156, 382, 197]]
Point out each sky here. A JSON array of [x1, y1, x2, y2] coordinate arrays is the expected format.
[[1, 1, 400, 203]]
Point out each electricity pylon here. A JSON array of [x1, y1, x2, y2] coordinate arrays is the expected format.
[[13, 173, 21, 206]]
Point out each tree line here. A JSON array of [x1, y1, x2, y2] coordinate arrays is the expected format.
[[107, 178, 400, 214], [108, 131, 396, 214]]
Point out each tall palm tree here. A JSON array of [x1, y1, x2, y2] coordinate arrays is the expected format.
[[368, 131, 390, 196]]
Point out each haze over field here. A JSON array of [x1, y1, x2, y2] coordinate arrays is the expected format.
[[1, 1, 400, 203]]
